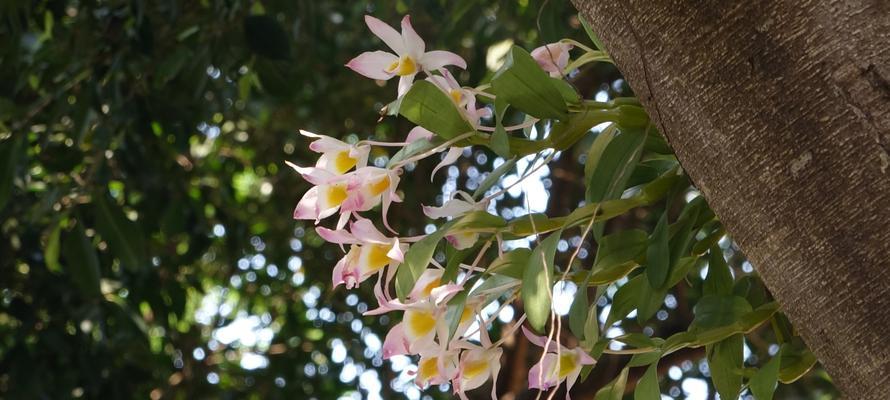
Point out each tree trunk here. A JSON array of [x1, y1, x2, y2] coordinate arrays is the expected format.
[[572, 0, 890, 397]]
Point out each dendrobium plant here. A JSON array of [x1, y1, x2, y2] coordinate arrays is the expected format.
[[290, 13, 605, 399], [287, 11, 790, 400]]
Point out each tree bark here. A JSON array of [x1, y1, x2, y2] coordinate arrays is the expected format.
[[572, 0, 890, 397]]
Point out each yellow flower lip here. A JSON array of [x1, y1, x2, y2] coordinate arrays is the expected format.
[[386, 56, 418, 76]]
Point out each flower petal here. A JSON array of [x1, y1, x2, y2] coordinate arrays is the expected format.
[[398, 74, 416, 97], [421, 50, 467, 70], [316, 226, 357, 244], [382, 323, 411, 359], [364, 15, 405, 54], [406, 126, 434, 143], [346, 50, 398, 80], [400, 15, 425, 58], [293, 187, 319, 220], [349, 217, 390, 244], [431, 146, 465, 181]]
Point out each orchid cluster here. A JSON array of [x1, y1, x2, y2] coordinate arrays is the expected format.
[[287, 15, 597, 399]]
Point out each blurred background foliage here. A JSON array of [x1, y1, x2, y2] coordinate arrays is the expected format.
[[0, 0, 837, 399]]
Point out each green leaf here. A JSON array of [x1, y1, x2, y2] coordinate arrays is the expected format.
[[44, 220, 63, 273], [450, 210, 506, 233], [634, 362, 661, 400], [703, 246, 733, 296], [473, 157, 516, 199], [579, 14, 609, 54], [93, 191, 147, 272], [62, 223, 101, 298], [443, 288, 469, 342], [490, 97, 510, 157], [400, 80, 475, 139], [442, 246, 473, 283], [692, 295, 753, 329], [668, 196, 706, 266], [550, 78, 582, 106], [646, 212, 670, 288], [614, 333, 658, 349], [707, 334, 744, 400], [605, 274, 644, 329], [636, 284, 667, 325], [628, 351, 662, 368], [486, 248, 531, 279], [244, 15, 291, 60], [522, 231, 561, 332], [568, 283, 589, 340], [583, 297, 601, 346], [396, 221, 452, 299], [778, 339, 818, 383], [586, 128, 646, 205], [595, 367, 629, 400], [0, 134, 24, 212], [594, 229, 648, 270], [584, 124, 617, 180], [491, 46, 567, 120], [750, 349, 781, 400], [387, 136, 441, 167]]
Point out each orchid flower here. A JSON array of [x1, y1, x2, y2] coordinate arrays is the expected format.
[[300, 130, 370, 175], [347, 15, 467, 96], [531, 42, 574, 77], [288, 164, 350, 222], [413, 348, 460, 388], [339, 166, 402, 230], [427, 69, 491, 127], [423, 191, 487, 249], [453, 343, 502, 400], [522, 326, 596, 398], [316, 217, 406, 289]]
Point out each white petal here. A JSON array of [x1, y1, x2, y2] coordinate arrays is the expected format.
[[421, 50, 467, 70], [364, 15, 405, 54], [346, 51, 398, 80], [399, 15, 425, 58], [398, 74, 416, 97], [431, 146, 464, 181]]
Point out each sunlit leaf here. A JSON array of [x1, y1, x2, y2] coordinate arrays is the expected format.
[[400, 80, 475, 139], [491, 46, 568, 120], [522, 230, 561, 332]]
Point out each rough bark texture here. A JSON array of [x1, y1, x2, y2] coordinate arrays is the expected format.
[[572, 0, 890, 397]]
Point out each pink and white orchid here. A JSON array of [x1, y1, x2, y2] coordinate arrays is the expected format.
[[347, 15, 467, 96], [531, 42, 574, 77], [522, 326, 596, 398], [340, 166, 402, 229], [316, 217, 407, 289], [427, 69, 491, 127], [288, 164, 351, 222], [413, 349, 460, 388], [423, 191, 487, 249], [300, 130, 370, 175], [453, 344, 502, 400]]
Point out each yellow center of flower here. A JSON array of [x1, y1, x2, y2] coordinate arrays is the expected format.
[[557, 353, 577, 378], [364, 244, 393, 272], [405, 309, 437, 338], [459, 305, 475, 325], [387, 56, 418, 76], [421, 278, 442, 297], [449, 89, 463, 104], [417, 357, 439, 381], [462, 358, 489, 380], [368, 176, 390, 197], [323, 184, 348, 207], [332, 150, 357, 174]]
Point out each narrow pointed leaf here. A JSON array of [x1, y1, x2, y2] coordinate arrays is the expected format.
[[522, 231, 561, 332]]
